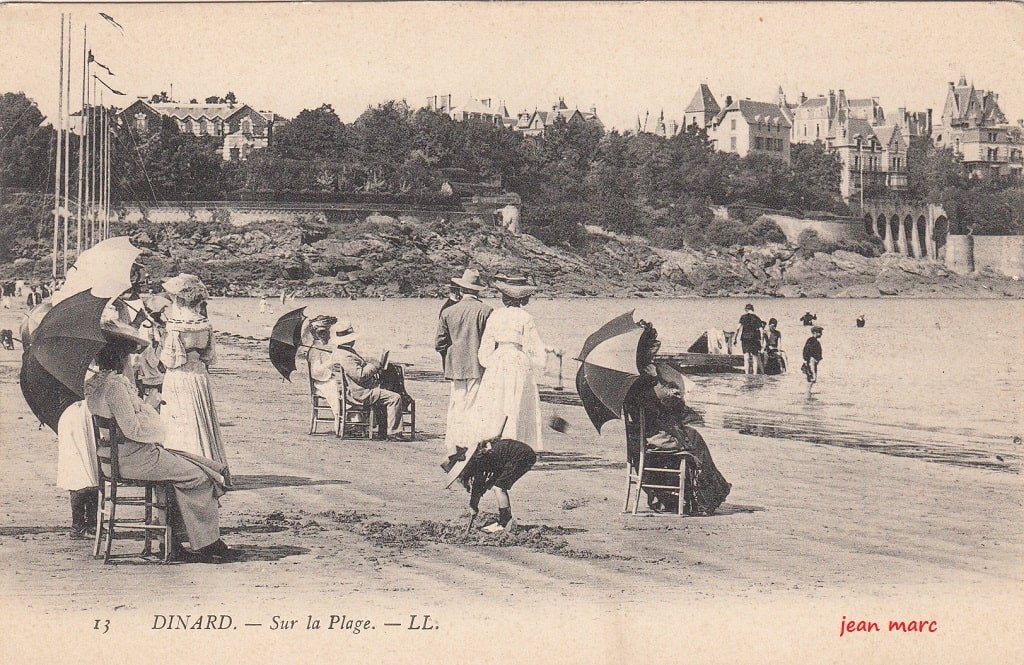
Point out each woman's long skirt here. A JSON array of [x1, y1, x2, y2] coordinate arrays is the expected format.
[[161, 367, 228, 466], [475, 347, 543, 452]]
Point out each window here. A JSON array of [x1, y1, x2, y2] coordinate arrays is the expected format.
[[199, 118, 208, 135], [229, 147, 240, 161], [755, 136, 763, 149], [989, 132, 998, 142], [730, 118, 736, 130], [241, 117, 252, 134], [134, 112, 147, 132], [730, 136, 737, 151], [816, 124, 820, 138], [803, 125, 807, 137]]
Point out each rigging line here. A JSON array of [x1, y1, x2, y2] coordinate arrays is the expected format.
[[125, 124, 160, 204], [113, 125, 159, 206]]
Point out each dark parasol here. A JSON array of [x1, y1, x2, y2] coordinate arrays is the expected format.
[[19, 291, 111, 432], [269, 307, 307, 381], [574, 310, 645, 432]]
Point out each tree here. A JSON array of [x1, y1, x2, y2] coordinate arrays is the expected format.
[[149, 91, 171, 103], [0, 92, 52, 191], [224, 91, 237, 106], [272, 104, 347, 163]]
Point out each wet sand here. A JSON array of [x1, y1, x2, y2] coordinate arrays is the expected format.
[[1, 302, 1022, 663]]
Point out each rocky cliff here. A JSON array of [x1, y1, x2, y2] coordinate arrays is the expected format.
[[4, 212, 1023, 298]]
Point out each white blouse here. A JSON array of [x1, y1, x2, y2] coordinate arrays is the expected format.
[[478, 307, 547, 371]]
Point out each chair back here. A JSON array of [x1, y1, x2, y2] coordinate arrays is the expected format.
[[92, 414, 124, 482], [622, 399, 645, 472]]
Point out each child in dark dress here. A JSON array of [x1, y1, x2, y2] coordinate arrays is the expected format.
[[444, 437, 536, 533]]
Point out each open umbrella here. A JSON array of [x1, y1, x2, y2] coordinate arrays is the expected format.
[[29, 291, 112, 397], [575, 310, 645, 432], [21, 291, 149, 432], [18, 301, 53, 350], [20, 348, 80, 433], [51, 236, 144, 305], [269, 307, 307, 381]]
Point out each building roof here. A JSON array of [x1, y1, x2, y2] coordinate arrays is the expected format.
[[684, 84, 720, 114], [716, 99, 792, 128], [799, 97, 828, 108], [148, 102, 246, 121]]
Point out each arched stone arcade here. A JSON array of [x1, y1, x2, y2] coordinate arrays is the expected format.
[[858, 201, 948, 261]]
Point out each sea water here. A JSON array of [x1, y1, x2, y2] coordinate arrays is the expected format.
[[210, 297, 1023, 473]]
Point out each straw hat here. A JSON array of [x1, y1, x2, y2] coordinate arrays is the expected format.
[[443, 441, 482, 488], [330, 320, 358, 346], [494, 275, 537, 299], [450, 268, 485, 292], [101, 320, 151, 351], [162, 273, 208, 305]]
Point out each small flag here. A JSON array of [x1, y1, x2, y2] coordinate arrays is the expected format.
[[88, 51, 115, 77], [93, 75, 124, 96], [98, 12, 124, 33]]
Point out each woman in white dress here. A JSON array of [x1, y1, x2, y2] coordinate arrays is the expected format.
[[475, 278, 550, 452], [306, 315, 341, 429], [158, 274, 229, 477], [57, 401, 98, 537]]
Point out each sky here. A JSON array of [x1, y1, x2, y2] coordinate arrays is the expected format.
[[1, 2, 1022, 131]]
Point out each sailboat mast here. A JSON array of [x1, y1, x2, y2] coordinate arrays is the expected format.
[[53, 13, 65, 278], [76, 25, 86, 255], [63, 15, 72, 274]]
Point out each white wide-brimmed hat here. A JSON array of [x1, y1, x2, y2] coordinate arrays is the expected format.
[[450, 268, 485, 292], [443, 440, 482, 488], [331, 320, 358, 346]]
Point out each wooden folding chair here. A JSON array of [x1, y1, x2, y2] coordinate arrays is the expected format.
[[307, 357, 376, 439], [92, 415, 174, 563], [623, 402, 697, 516]]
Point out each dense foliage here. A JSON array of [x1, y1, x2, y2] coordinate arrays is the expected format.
[[3, 91, 1022, 260]]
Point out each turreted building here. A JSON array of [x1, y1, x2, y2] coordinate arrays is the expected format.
[[932, 76, 1023, 180]]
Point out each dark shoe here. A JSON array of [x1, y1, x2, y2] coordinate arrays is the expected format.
[[179, 540, 243, 564], [69, 527, 89, 540], [388, 433, 410, 442]]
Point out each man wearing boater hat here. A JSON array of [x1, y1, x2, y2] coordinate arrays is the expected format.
[[435, 269, 492, 456], [331, 320, 407, 440]]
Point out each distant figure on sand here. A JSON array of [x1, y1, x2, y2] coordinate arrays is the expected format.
[[159, 274, 230, 480], [474, 276, 550, 452], [800, 311, 817, 326], [856, 314, 866, 328], [801, 326, 824, 394], [259, 297, 268, 314], [436, 269, 492, 456], [736, 303, 765, 374]]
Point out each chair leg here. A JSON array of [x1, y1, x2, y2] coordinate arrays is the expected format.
[[309, 405, 317, 435], [103, 484, 116, 563], [142, 486, 153, 557], [623, 464, 633, 513], [92, 483, 106, 557], [337, 401, 347, 440], [677, 460, 686, 516]]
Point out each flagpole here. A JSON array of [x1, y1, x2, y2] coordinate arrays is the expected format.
[[63, 15, 72, 274], [53, 12, 64, 279], [76, 24, 86, 256], [90, 76, 98, 247], [102, 94, 109, 241]]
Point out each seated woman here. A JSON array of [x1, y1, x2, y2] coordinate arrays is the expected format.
[[85, 340, 239, 563], [626, 322, 731, 515], [307, 315, 342, 429]]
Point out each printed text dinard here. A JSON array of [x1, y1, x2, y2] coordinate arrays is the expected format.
[[151, 614, 439, 632]]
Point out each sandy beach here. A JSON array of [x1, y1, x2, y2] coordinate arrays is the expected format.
[[1, 299, 1022, 663]]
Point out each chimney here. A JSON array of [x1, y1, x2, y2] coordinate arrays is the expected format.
[[483, 98, 491, 108], [800, 92, 807, 104], [949, 81, 955, 89], [590, 105, 597, 115], [725, 95, 733, 106]]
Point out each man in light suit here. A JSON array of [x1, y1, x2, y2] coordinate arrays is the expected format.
[[435, 269, 492, 456], [331, 321, 406, 440]]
